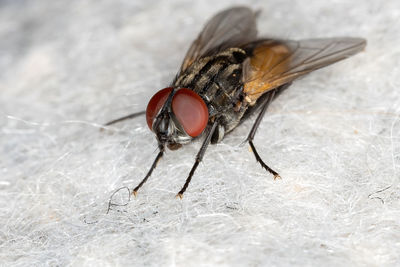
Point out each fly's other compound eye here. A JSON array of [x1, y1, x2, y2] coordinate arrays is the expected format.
[[146, 87, 173, 130], [172, 88, 209, 137]]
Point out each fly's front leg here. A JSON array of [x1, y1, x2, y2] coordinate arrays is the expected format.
[[176, 118, 219, 198], [246, 89, 281, 179], [133, 144, 165, 196]]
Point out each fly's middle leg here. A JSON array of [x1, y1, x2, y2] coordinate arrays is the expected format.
[[245, 89, 280, 179], [103, 111, 145, 126]]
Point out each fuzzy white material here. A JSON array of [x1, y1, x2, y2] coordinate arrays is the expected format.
[[1, 0, 399, 266]]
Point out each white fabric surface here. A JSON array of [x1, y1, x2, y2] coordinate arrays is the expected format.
[[1, 0, 399, 266]]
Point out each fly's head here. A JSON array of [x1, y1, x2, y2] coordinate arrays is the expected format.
[[146, 87, 209, 150]]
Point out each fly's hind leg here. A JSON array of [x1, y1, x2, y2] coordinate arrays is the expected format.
[[246, 89, 281, 179]]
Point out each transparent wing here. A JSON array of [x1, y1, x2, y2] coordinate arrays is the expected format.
[[180, 6, 258, 73], [243, 37, 367, 104]]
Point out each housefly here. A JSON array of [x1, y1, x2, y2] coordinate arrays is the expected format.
[[105, 6, 366, 198]]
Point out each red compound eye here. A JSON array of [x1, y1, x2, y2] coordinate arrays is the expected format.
[[172, 88, 209, 137], [146, 87, 173, 130]]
